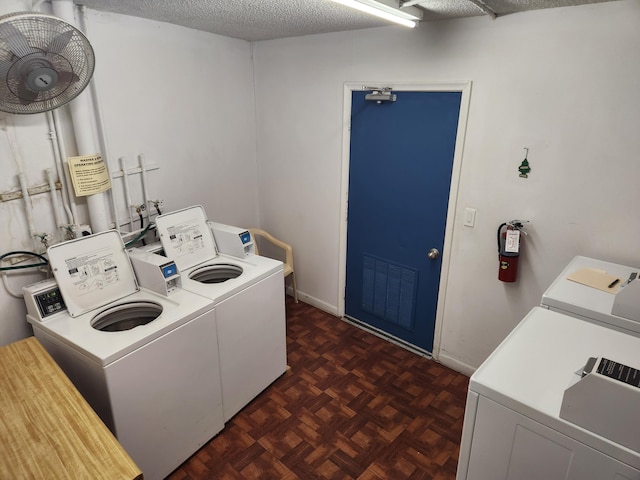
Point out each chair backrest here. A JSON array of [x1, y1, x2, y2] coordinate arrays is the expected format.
[[248, 228, 294, 276]]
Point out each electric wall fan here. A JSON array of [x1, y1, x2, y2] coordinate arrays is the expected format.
[[0, 11, 95, 114]]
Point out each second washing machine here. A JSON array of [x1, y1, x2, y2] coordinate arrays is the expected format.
[[153, 205, 288, 422]]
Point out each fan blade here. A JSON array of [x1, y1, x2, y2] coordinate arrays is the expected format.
[[47, 29, 73, 55], [58, 70, 80, 84], [17, 81, 39, 105], [0, 59, 12, 78], [0, 22, 36, 58]]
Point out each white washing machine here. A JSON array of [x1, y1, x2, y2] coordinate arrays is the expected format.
[[457, 307, 640, 480], [541, 255, 640, 335], [24, 231, 224, 480], [154, 205, 287, 422]]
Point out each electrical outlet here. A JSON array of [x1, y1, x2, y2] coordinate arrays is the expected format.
[[72, 224, 92, 238], [464, 208, 476, 227]]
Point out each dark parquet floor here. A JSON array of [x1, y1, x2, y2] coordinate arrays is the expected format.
[[167, 297, 470, 480]]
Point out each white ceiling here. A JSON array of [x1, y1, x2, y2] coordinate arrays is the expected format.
[[75, 0, 623, 41]]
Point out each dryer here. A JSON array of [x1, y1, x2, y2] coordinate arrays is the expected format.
[[456, 307, 640, 480], [24, 231, 224, 480], [541, 255, 640, 335], [154, 205, 287, 422]]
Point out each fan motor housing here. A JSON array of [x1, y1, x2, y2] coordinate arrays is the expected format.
[[26, 65, 59, 92]]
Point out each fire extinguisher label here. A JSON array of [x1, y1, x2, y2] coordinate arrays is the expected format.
[[505, 229, 520, 253]]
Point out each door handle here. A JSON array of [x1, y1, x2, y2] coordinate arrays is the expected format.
[[427, 248, 440, 260]]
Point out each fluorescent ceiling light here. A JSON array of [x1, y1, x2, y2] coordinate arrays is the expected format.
[[329, 0, 422, 28]]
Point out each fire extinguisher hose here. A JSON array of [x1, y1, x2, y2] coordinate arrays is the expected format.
[[497, 222, 507, 256]]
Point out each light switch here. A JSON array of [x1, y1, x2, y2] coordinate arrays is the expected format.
[[464, 208, 476, 227]]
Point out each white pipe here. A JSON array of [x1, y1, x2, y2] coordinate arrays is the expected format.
[[78, 5, 120, 232], [139, 154, 151, 214], [51, 0, 110, 234], [52, 109, 79, 226], [120, 157, 135, 231], [46, 168, 64, 229], [51, 109, 78, 221], [46, 111, 74, 226], [2, 273, 24, 299], [18, 173, 38, 249]]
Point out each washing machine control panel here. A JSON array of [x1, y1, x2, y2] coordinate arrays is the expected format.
[[23, 279, 67, 322], [240, 231, 252, 244], [161, 262, 178, 278], [35, 287, 67, 318], [128, 250, 182, 296]]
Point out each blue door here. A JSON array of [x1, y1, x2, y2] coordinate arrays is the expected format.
[[345, 90, 462, 353]]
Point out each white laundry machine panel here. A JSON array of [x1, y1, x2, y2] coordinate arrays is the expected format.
[[456, 307, 640, 480], [214, 270, 286, 421], [26, 231, 225, 480], [155, 205, 287, 422], [541, 255, 640, 335], [155, 205, 283, 301]]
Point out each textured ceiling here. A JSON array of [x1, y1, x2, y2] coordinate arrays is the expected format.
[[75, 0, 623, 41]]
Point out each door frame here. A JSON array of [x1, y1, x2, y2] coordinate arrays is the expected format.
[[337, 81, 472, 360]]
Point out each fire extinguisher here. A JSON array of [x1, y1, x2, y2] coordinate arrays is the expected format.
[[497, 220, 528, 282]]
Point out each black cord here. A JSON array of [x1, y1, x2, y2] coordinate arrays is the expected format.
[[497, 223, 507, 255], [0, 250, 48, 263], [0, 262, 48, 271], [0, 250, 49, 271], [138, 210, 147, 246], [124, 222, 155, 248]]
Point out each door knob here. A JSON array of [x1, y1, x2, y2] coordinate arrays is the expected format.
[[427, 248, 440, 260]]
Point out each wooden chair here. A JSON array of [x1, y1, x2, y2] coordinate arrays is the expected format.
[[249, 228, 298, 303]]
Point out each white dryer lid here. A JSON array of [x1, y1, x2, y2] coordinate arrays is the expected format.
[[48, 230, 139, 317], [155, 205, 218, 272]]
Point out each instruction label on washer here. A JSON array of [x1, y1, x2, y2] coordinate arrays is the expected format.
[[64, 247, 120, 295], [167, 220, 206, 255], [67, 154, 112, 197]]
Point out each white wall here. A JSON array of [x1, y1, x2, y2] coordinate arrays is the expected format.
[[252, 0, 640, 373], [84, 10, 259, 228], [0, 8, 258, 346], [1, 1, 639, 374]]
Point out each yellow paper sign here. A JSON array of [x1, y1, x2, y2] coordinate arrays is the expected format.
[[67, 154, 112, 197]]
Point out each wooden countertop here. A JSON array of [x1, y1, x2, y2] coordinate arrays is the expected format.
[[0, 337, 142, 480]]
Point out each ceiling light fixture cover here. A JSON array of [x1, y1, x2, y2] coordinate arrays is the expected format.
[[330, 0, 422, 28]]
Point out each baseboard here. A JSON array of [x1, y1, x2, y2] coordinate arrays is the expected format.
[[288, 289, 339, 316], [436, 352, 475, 377], [288, 290, 475, 378]]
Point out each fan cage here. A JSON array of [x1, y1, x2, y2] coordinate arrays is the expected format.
[[0, 12, 95, 114]]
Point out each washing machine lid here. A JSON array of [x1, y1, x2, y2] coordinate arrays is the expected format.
[[155, 205, 219, 272], [48, 230, 139, 317]]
